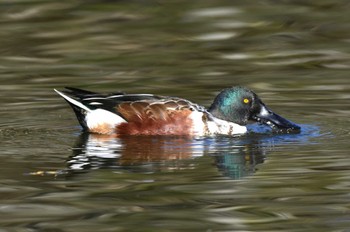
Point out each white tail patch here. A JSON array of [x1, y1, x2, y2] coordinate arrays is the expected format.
[[86, 109, 126, 134], [54, 89, 91, 112]]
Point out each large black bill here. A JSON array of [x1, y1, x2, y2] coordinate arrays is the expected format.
[[252, 106, 301, 133]]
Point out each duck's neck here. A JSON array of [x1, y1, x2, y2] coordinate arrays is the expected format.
[[208, 104, 226, 120]]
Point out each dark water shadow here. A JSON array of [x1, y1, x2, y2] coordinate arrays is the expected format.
[[64, 124, 320, 180]]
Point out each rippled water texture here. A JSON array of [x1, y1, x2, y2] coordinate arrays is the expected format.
[[1, 1, 350, 231]]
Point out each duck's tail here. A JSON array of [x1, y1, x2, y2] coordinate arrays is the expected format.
[[55, 88, 126, 134], [54, 89, 92, 130]]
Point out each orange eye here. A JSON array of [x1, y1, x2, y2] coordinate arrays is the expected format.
[[243, 98, 250, 104]]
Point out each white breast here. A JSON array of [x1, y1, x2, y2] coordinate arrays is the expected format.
[[189, 111, 247, 136], [207, 117, 247, 135]]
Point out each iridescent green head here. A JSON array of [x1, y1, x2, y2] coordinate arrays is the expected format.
[[209, 86, 300, 132]]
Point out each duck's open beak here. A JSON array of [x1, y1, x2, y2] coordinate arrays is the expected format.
[[251, 104, 301, 133]]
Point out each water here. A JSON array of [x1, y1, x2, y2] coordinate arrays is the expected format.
[[1, 0, 350, 231]]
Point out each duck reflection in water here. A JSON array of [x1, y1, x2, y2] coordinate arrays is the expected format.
[[67, 132, 269, 180]]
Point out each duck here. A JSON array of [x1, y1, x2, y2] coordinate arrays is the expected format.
[[55, 86, 300, 136]]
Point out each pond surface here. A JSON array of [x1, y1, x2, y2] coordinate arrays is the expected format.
[[1, 0, 350, 231]]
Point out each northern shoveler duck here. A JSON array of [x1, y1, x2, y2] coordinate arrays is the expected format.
[[55, 86, 300, 135]]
